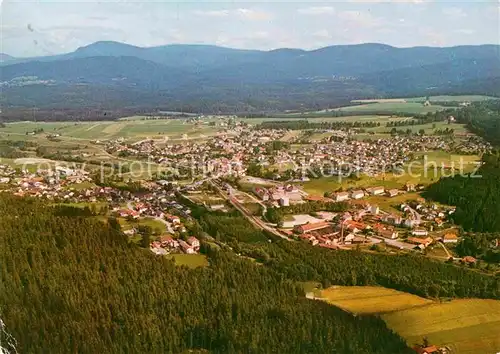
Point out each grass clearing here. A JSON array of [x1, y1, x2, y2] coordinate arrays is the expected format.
[[166, 254, 209, 268], [118, 217, 167, 234]]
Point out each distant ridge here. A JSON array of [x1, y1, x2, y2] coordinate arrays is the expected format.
[[0, 53, 15, 62], [1, 41, 499, 112]]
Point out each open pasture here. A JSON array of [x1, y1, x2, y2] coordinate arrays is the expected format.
[[318, 286, 500, 354], [0, 119, 220, 142]]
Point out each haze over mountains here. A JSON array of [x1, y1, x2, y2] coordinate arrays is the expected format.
[[1, 41, 499, 113]]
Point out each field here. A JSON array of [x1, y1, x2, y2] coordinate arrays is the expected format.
[[353, 95, 498, 104], [301, 170, 440, 196], [383, 299, 500, 354], [300, 150, 481, 196], [336, 102, 448, 114], [288, 95, 498, 117], [405, 95, 499, 103], [320, 286, 433, 314], [318, 286, 500, 354], [166, 254, 209, 268], [0, 119, 220, 142]]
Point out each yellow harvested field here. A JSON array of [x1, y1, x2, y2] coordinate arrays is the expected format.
[[318, 286, 500, 354], [320, 286, 433, 314], [382, 299, 500, 354]]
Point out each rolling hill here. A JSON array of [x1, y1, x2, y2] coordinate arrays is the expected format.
[[1, 41, 499, 113]]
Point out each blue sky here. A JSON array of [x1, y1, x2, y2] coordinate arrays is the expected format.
[[1, 0, 499, 57]]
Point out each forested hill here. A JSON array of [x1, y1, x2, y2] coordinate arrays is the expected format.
[[1, 42, 499, 112], [2, 195, 499, 353], [425, 101, 500, 232]]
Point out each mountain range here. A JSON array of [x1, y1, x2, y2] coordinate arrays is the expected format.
[[1, 41, 499, 113]]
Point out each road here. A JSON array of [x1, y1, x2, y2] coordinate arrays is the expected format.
[[210, 180, 291, 241], [437, 241, 452, 258]]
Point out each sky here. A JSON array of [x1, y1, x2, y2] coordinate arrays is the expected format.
[[1, 0, 499, 57]]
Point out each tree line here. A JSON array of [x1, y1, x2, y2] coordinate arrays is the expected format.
[[256, 120, 381, 130]]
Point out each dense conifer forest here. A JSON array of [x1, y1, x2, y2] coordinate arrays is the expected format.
[[425, 101, 500, 232], [2, 194, 499, 353], [1, 195, 414, 353]]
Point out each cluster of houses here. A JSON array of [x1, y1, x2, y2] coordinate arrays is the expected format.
[[0, 165, 95, 199], [276, 195, 461, 252], [328, 185, 419, 203], [150, 235, 200, 255], [102, 127, 293, 180], [253, 184, 303, 206]]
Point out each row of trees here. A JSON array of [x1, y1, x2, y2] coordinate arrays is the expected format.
[[256, 120, 381, 130]]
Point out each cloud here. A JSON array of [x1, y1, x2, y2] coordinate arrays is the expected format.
[[235, 8, 273, 21], [297, 6, 335, 15], [312, 30, 331, 39], [337, 10, 383, 28], [442, 7, 467, 19], [194, 8, 272, 21], [194, 10, 230, 17], [455, 29, 475, 35], [348, 0, 431, 3]]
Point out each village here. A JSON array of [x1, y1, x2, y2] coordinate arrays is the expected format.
[[0, 116, 489, 265]]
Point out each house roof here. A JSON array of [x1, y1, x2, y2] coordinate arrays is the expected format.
[[407, 237, 432, 244], [414, 345, 439, 354], [297, 221, 331, 233], [443, 233, 458, 240]]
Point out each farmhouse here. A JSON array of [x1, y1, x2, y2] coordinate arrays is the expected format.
[[462, 256, 476, 264], [343, 220, 367, 233], [411, 229, 429, 237], [294, 221, 331, 234], [253, 187, 269, 201], [407, 237, 433, 248], [442, 233, 458, 244], [165, 214, 181, 224], [178, 240, 196, 254], [366, 186, 385, 196], [373, 223, 398, 239], [413, 345, 440, 354], [350, 190, 364, 199], [279, 196, 290, 206], [387, 189, 400, 197], [334, 192, 350, 202]]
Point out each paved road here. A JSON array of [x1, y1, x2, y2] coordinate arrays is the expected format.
[[211, 180, 290, 241], [437, 241, 452, 258]]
